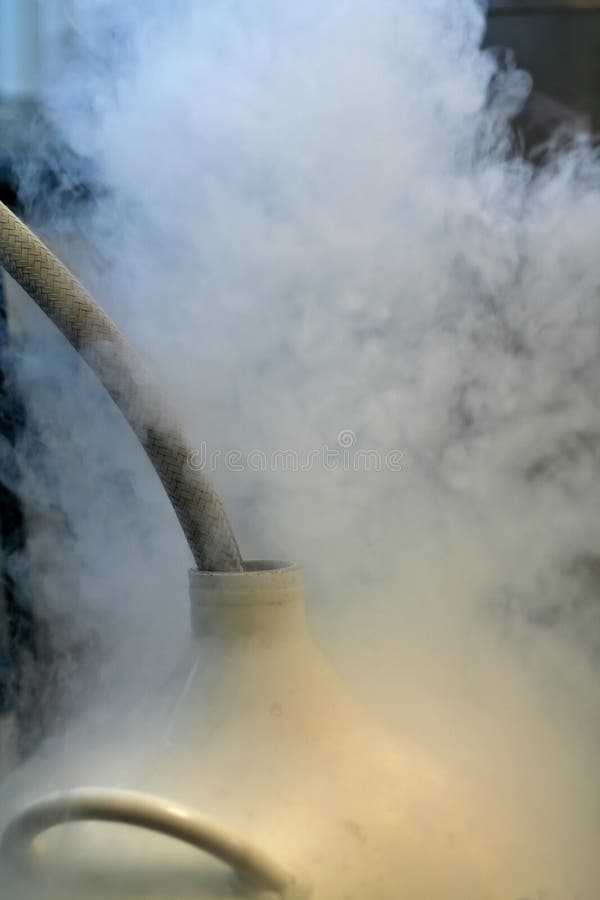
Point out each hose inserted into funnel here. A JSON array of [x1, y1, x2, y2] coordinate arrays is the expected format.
[[0, 199, 243, 572]]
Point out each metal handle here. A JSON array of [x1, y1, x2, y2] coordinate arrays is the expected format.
[[1, 787, 305, 897]]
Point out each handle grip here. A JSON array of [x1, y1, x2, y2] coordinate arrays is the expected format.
[[1, 787, 305, 897]]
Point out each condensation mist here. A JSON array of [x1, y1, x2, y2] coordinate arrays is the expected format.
[[2, 0, 600, 897]]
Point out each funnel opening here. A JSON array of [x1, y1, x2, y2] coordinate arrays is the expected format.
[[189, 561, 302, 601], [191, 560, 297, 577], [189, 562, 304, 638]]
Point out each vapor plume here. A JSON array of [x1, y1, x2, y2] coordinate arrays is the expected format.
[[1, 1, 600, 896]]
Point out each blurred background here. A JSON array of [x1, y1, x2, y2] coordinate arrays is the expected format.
[[0, 1, 87, 774]]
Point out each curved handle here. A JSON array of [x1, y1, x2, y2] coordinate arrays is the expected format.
[[1, 788, 305, 897]]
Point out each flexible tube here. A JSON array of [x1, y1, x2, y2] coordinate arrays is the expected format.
[[0, 199, 243, 572]]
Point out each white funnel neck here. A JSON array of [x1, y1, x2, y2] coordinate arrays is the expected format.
[[189, 561, 305, 642]]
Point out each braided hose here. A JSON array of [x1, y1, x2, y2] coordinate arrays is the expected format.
[[0, 199, 243, 572]]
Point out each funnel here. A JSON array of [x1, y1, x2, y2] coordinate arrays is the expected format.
[[0, 560, 502, 899]]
